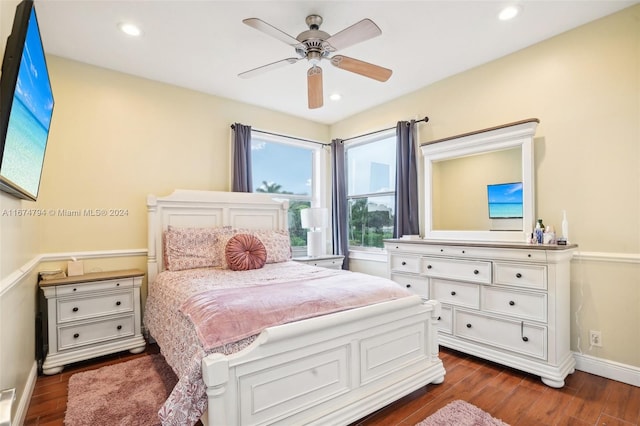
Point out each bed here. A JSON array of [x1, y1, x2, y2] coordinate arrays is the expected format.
[[144, 189, 445, 426]]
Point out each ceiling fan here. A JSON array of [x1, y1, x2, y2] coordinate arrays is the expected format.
[[239, 15, 393, 109]]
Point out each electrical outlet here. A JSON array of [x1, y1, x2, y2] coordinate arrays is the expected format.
[[589, 330, 602, 347]]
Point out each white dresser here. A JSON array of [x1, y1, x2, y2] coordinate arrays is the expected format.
[[385, 239, 576, 387], [39, 269, 147, 374]]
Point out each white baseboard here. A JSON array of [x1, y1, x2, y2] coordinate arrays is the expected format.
[[14, 361, 37, 426], [574, 351, 640, 387]]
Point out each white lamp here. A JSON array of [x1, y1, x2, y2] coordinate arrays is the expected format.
[[300, 207, 328, 257]]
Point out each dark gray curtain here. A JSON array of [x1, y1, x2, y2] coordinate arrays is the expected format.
[[231, 123, 253, 192], [330, 139, 349, 270], [394, 120, 420, 237]]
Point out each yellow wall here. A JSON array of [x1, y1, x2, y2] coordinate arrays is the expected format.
[[332, 5, 640, 367]]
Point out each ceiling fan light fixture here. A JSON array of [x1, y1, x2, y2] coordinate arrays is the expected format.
[[118, 22, 142, 37], [498, 5, 521, 21]]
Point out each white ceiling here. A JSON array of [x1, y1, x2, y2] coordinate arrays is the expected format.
[[34, 1, 635, 125]]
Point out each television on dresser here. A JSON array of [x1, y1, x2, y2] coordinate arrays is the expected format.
[[0, 0, 54, 201]]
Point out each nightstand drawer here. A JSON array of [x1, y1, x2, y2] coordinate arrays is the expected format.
[[58, 291, 134, 323], [58, 315, 135, 351], [422, 257, 491, 284], [306, 258, 343, 269], [56, 277, 134, 296], [494, 263, 547, 290], [431, 278, 480, 309]]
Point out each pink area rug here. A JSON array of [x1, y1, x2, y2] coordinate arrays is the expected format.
[[64, 354, 177, 426], [415, 400, 509, 426]]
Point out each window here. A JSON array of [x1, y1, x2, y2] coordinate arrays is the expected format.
[[250, 132, 324, 250], [345, 130, 396, 249]]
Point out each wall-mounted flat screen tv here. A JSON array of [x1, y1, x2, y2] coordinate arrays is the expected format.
[[0, 0, 54, 201], [487, 182, 523, 219]]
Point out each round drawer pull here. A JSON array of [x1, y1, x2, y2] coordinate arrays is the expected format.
[[401, 261, 407, 266], [509, 300, 515, 306], [516, 273, 522, 278], [406, 284, 411, 288], [528, 254, 532, 258], [117, 325, 122, 330], [466, 323, 472, 328], [116, 283, 120, 286], [427, 265, 432, 269], [72, 307, 79, 312], [462, 250, 466, 254], [437, 316, 441, 320], [473, 269, 479, 275], [116, 301, 121, 306], [440, 249, 444, 252], [73, 333, 79, 339], [72, 288, 77, 292], [522, 336, 529, 342], [451, 291, 456, 296]]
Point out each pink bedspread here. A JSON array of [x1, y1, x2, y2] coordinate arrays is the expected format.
[[144, 262, 412, 425], [180, 273, 410, 350]]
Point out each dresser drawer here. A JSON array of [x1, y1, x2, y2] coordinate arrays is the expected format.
[[390, 254, 421, 274], [494, 263, 547, 290], [436, 304, 453, 334], [58, 315, 135, 351], [431, 279, 479, 309], [422, 257, 491, 284], [56, 277, 134, 296], [455, 310, 547, 360], [391, 273, 428, 298], [482, 286, 547, 322], [58, 291, 134, 323]]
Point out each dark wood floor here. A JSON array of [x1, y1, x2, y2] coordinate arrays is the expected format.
[[26, 344, 640, 426]]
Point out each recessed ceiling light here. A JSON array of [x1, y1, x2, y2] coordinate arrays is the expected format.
[[329, 93, 341, 101], [498, 5, 520, 21], [118, 22, 142, 37]]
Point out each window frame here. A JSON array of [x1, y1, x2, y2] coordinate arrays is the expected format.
[[248, 131, 328, 256]]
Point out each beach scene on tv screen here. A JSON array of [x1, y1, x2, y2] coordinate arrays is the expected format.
[[488, 183, 523, 218], [1, 8, 53, 198]]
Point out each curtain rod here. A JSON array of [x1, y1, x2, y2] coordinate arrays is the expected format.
[[340, 116, 429, 143], [230, 124, 327, 146]]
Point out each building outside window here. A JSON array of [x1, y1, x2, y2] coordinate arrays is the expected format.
[[345, 130, 396, 249], [250, 132, 324, 252]]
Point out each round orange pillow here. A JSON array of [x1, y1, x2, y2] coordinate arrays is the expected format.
[[225, 233, 267, 271]]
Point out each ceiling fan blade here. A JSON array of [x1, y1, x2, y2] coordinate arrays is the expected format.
[[330, 55, 392, 82], [307, 66, 323, 109], [243, 18, 305, 50], [238, 58, 300, 79], [324, 19, 382, 52]]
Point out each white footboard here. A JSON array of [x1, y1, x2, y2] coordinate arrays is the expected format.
[[201, 296, 445, 426]]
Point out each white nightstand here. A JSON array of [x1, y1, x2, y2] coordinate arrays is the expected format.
[[292, 254, 345, 270], [39, 269, 147, 374]]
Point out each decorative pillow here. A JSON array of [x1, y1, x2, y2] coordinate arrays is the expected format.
[[250, 229, 292, 264], [164, 226, 227, 271], [225, 234, 267, 271]]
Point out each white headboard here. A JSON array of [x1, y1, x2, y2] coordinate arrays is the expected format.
[[147, 189, 289, 283]]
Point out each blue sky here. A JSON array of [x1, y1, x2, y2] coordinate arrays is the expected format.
[[251, 139, 312, 195]]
